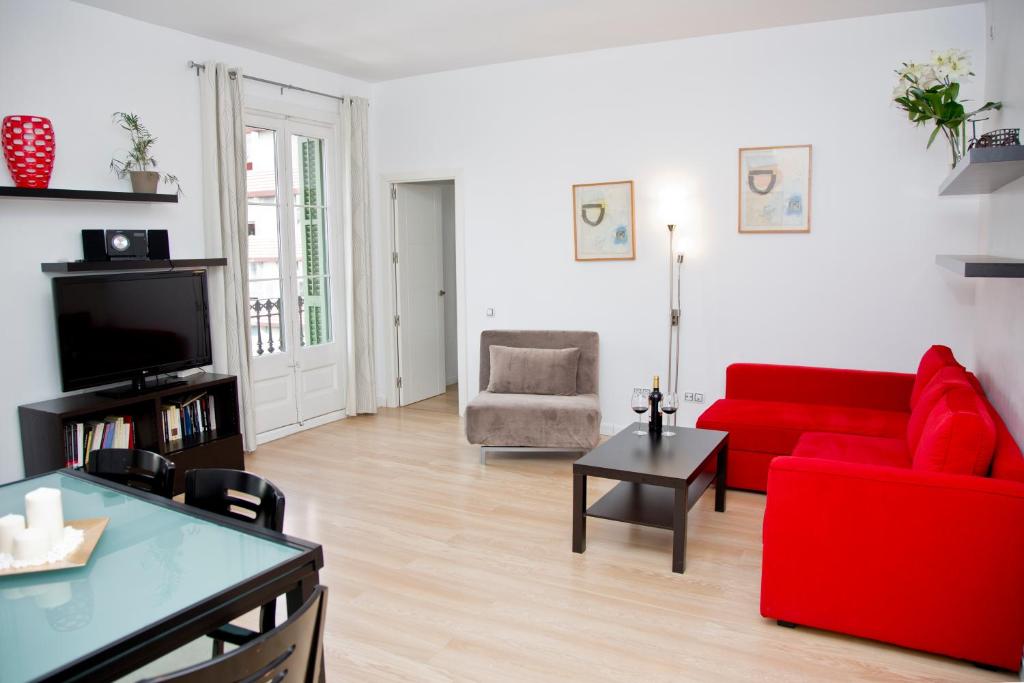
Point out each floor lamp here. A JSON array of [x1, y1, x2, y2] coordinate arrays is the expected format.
[[666, 224, 684, 426]]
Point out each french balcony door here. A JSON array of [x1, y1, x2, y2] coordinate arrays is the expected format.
[[245, 114, 346, 435]]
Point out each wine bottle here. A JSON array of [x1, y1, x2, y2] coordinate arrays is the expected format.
[[649, 375, 663, 435]]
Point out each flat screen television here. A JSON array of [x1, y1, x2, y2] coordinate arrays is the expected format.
[[53, 270, 212, 394]]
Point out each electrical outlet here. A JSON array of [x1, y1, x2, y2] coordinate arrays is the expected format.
[[683, 392, 694, 402], [486, 307, 495, 317], [693, 393, 704, 403]]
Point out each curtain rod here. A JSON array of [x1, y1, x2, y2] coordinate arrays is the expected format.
[[187, 61, 349, 103]]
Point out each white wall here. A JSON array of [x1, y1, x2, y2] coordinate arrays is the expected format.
[[975, 0, 1024, 443], [441, 181, 458, 385], [0, 0, 369, 482], [371, 5, 985, 432]]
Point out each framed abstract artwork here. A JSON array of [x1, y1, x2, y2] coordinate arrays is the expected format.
[[572, 180, 635, 261], [738, 145, 812, 233]]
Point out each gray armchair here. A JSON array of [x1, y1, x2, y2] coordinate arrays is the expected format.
[[466, 330, 600, 463]]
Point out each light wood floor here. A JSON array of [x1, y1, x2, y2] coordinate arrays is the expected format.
[[247, 394, 1004, 682]]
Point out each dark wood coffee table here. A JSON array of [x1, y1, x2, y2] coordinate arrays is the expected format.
[[572, 423, 729, 574]]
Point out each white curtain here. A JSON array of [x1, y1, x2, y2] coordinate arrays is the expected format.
[[199, 63, 258, 450], [343, 97, 378, 415]]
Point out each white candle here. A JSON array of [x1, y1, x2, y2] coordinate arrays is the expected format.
[[12, 528, 50, 564], [0, 514, 25, 555], [25, 487, 64, 548]]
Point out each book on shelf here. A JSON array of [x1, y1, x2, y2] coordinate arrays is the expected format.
[[63, 415, 135, 469], [161, 392, 217, 444]]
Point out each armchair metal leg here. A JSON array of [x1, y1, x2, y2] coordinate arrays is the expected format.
[[478, 446, 586, 465]]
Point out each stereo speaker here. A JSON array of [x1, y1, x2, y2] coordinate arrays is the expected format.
[[81, 229, 108, 262], [148, 229, 170, 260]]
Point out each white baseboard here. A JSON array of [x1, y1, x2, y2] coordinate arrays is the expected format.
[[600, 422, 619, 436], [255, 410, 347, 446]]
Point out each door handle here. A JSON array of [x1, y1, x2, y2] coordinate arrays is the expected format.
[[439, 290, 446, 296]]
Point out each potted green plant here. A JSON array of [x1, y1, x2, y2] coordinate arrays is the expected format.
[[109, 112, 181, 194], [892, 49, 1001, 169]]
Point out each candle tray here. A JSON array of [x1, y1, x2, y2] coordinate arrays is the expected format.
[[0, 517, 109, 577]]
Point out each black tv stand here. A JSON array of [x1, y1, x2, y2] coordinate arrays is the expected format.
[[19, 373, 244, 495], [96, 374, 188, 399]]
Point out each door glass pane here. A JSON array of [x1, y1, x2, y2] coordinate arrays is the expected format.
[[245, 126, 285, 356], [291, 133, 332, 348], [297, 276, 331, 347]]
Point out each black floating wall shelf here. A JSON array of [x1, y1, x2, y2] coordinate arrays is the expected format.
[[0, 186, 178, 203], [939, 146, 1024, 196], [41, 259, 227, 273], [936, 255, 1024, 278]]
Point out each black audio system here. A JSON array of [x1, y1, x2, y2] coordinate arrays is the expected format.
[[80, 229, 170, 261]]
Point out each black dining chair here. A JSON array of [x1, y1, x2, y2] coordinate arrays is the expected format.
[[139, 585, 327, 683], [86, 448, 176, 498], [185, 468, 286, 532], [184, 468, 287, 653]]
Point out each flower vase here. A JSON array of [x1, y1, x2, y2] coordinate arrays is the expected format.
[[2, 115, 55, 188]]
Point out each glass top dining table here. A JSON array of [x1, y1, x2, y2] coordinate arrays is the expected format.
[[0, 470, 321, 683]]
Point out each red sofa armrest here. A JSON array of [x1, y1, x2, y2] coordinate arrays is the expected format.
[[725, 363, 914, 411], [762, 456, 1024, 670]]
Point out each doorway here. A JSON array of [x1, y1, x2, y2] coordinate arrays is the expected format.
[[244, 113, 347, 437], [391, 180, 458, 410]]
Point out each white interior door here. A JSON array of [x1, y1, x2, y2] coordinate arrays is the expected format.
[[394, 183, 446, 406], [245, 113, 346, 434]]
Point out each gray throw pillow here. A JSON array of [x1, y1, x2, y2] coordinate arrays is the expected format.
[[487, 346, 580, 396]]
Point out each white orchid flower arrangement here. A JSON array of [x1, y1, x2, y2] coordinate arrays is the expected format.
[[893, 49, 1001, 168]]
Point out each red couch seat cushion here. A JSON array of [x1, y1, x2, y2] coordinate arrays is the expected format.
[[697, 398, 908, 455], [910, 345, 962, 408], [793, 432, 911, 469], [912, 387, 996, 475]]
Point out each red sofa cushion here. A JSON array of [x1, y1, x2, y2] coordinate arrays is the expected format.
[[906, 365, 973, 451], [696, 398, 908, 455], [966, 373, 1024, 484], [912, 387, 996, 475], [724, 363, 914, 412], [793, 432, 910, 469], [909, 345, 961, 408]]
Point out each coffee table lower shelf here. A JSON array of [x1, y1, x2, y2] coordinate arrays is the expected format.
[[586, 482, 678, 530]]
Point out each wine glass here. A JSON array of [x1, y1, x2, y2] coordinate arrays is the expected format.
[[631, 388, 649, 435], [662, 392, 678, 436]]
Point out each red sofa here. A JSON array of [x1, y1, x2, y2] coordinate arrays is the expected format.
[[696, 362, 917, 491], [700, 346, 1024, 670]]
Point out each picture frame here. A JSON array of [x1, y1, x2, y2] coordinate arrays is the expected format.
[[738, 145, 812, 233], [572, 180, 636, 261]]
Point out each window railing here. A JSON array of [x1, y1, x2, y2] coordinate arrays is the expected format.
[[249, 296, 307, 356], [250, 297, 282, 356]]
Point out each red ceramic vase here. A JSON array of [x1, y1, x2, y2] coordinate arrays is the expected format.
[[3, 115, 55, 189]]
